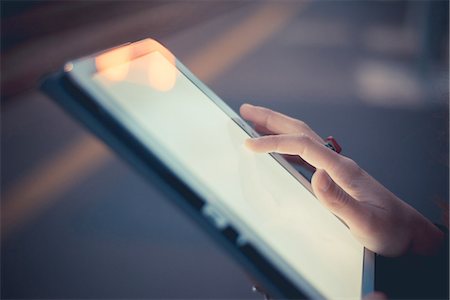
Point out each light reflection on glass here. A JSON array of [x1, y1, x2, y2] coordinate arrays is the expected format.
[[147, 51, 177, 91], [95, 46, 132, 82], [95, 40, 177, 92]]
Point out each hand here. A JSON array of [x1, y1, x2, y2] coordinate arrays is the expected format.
[[240, 103, 444, 257]]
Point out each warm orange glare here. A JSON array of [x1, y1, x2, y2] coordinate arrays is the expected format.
[[147, 53, 177, 92], [95, 46, 131, 82]]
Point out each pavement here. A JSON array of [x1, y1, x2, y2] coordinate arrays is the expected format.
[[1, 1, 448, 298]]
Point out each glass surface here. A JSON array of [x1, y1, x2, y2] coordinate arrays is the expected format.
[[92, 51, 364, 299]]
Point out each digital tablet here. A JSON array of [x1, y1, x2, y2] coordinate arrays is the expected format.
[[41, 39, 374, 299]]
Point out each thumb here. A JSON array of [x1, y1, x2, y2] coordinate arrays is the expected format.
[[311, 169, 363, 228]]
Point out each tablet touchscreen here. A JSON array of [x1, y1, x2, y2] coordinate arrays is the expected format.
[[74, 47, 366, 299]]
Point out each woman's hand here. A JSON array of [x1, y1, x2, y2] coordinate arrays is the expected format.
[[240, 103, 444, 257]]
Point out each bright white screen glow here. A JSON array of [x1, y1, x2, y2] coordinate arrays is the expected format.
[[92, 52, 364, 299]]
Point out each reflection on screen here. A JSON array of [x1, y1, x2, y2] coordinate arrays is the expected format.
[[92, 51, 363, 299]]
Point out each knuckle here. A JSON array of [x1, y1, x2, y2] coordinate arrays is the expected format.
[[297, 133, 312, 143], [343, 158, 362, 176], [263, 109, 275, 127], [329, 159, 346, 179], [331, 157, 363, 183], [294, 134, 311, 153], [272, 137, 281, 152], [294, 119, 309, 131]]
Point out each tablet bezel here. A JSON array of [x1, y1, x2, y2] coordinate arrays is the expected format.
[[58, 38, 374, 299]]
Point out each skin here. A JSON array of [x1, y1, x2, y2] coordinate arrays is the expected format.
[[240, 103, 444, 258]]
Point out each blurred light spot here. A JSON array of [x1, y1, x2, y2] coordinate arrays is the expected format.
[[95, 45, 132, 82], [355, 60, 423, 107], [107, 39, 178, 91], [147, 52, 177, 91], [64, 63, 73, 72]]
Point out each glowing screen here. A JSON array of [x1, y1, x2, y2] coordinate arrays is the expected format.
[[92, 51, 364, 299]]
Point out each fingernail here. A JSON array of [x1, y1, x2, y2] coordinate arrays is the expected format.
[[319, 171, 331, 192]]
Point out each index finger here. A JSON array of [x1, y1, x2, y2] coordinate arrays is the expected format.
[[245, 134, 361, 191], [240, 104, 324, 143]]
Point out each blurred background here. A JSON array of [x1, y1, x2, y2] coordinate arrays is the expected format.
[[1, 1, 448, 298]]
